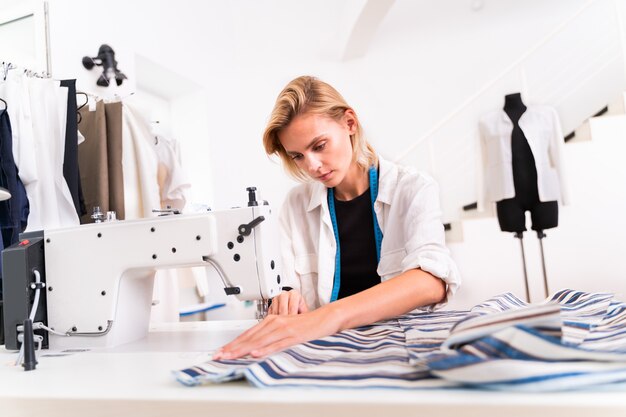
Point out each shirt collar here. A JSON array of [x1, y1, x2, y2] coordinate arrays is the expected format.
[[307, 181, 326, 212], [376, 156, 396, 205], [305, 155, 396, 212]]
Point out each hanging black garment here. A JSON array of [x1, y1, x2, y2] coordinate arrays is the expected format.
[[60, 80, 86, 217], [0, 109, 30, 298]]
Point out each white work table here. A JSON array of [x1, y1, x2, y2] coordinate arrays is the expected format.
[[2, 320, 626, 417]]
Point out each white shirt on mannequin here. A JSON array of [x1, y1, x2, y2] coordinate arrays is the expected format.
[[477, 105, 569, 211]]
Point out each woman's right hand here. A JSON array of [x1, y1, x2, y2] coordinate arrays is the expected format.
[[268, 290, 309, 315]]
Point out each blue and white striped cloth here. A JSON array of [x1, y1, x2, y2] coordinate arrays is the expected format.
[[174, 290, 626, 391]]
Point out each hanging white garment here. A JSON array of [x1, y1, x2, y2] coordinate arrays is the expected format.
[[120, 103, 161, 219], [3, 74, 80, 230], [1, 71, 38, 195], [21, 77, 79, 231], [154, 135, 190, 211]]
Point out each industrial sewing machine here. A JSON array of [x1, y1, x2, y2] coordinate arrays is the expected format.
[[1, 188, 282, 352]]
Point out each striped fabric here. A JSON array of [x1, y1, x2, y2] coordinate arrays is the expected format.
[[174, 289, 626, 390], [427, 291, 626, 391]]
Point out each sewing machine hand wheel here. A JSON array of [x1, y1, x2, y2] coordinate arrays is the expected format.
[[238, 216, 265, 237]]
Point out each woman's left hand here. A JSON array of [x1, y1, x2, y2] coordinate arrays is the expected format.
[[213, 306, 342, 360]]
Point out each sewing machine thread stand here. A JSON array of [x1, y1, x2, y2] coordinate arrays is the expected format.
[[91, 206, 104, 223], [246, 187, 259, 208]]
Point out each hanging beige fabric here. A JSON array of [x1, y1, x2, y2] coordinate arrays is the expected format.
[[78, 100, 125, 223]]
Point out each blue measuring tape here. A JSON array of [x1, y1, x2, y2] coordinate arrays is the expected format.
[[327, 166, 383, 302]]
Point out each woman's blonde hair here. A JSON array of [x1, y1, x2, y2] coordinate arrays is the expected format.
[[263, 76, 377, 182]]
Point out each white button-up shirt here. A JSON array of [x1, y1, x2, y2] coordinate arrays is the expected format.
[[278, 157, 461, 311], [477, 105, 569, 210]]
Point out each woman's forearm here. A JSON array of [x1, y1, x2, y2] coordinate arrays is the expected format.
[[324, 269, 447, 331], [214, 269, 446, 360]]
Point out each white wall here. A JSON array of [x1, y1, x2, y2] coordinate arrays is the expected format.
[[40, 0, 593, 207], [0, 11, 36, 68], [6, 0, 624, 306]]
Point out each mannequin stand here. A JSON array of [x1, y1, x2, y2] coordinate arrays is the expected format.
[[537, 230, 550, 299], [513, 230, 551, 303], [514, 232, 531, 303]]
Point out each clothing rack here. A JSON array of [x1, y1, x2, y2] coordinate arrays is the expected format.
[[1, 61, 51, 81], [1, 62, 15, 81], [75, 91, 134, 108]]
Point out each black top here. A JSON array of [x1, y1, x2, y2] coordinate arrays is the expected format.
[[503, 93, 540, 206], [333, 187, 381, 299]]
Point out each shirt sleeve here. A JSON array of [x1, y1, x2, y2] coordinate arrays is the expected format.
[[547, 107, 570, 205], [400, 174, 461, 311], [277, 193, 302, 293]]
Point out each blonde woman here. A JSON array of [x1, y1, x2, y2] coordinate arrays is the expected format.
[[214, 76, 460, 360]]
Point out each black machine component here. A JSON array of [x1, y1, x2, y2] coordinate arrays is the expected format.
[[246, 186, 258, 207], [1, 235, 48, 351], [21, 319, 37, 371], [0, 300, 3, 346], [224, 287, 241, 295], [82, 44, 128, 87], [238, 216, 265, 237]]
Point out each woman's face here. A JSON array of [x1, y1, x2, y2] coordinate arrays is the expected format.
[[278, 111, 357, 188]]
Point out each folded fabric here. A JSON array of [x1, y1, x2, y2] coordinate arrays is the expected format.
[[427, 325, 626, 391], [173, 289, 626, 391], [425, 290, 626, 391]]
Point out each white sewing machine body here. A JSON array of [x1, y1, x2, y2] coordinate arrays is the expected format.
[[2, 202, 282, 351]]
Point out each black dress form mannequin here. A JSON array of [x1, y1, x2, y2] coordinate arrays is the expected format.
[[496, 93, 559, 300]]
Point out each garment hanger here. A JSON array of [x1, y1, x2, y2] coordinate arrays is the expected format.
[[1, 62, 15, 81], [76, 92, 89, 124], [0, 97, 6, 112]]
